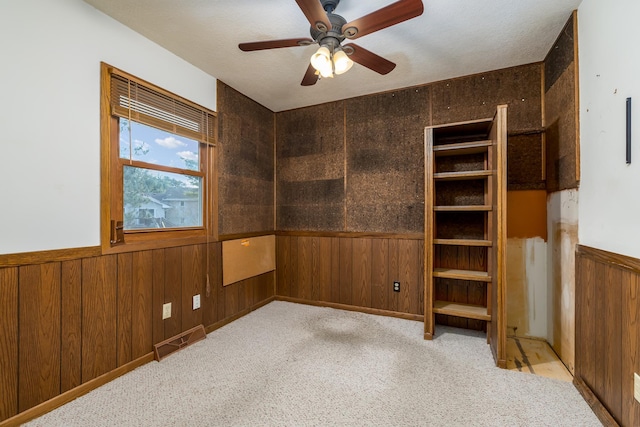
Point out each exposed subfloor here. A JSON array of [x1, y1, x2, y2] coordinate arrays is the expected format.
[[507, 336, 573, 382]]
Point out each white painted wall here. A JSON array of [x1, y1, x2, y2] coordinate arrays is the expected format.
[[0, 0, 217, 254], [578, 0, 640, 259]]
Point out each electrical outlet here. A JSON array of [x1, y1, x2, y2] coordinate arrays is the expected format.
[[162, 302, 171, 320], [634, 372, 640, 403], [193, 294, 201, 310], [393, 281, 400, 292]]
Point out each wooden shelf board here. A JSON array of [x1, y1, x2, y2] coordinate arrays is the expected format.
[[434, 170, 493, 181], [433, 268, 491, 282], [433, 205, 492, 212], [433, 140, 492, 156], [433, 239, 492, 247], [433, 300, 490, 321]]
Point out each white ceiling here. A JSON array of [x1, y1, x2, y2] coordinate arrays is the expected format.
[[83, 0, 582, 112]]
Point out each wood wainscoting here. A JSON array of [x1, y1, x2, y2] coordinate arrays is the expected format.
[[0, 242, 275, 425], [276, 232, 424, 318], [575, 245, 640, 427]]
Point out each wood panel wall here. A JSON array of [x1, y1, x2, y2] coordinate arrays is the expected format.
[[575, 245, 640, 427], [276, 234, 423, 317], [0, 243, 275, 423]]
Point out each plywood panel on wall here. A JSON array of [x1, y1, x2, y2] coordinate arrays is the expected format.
[[223, 235, 275, 286], [507, 190, 547, 240]]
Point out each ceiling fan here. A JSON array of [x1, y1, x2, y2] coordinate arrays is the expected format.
[[238, 0, 424, 86]]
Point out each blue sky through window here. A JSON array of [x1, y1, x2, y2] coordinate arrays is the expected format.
[[119, 119, 199, 171]]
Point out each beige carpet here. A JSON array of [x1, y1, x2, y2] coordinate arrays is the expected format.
[[26, 301, 601, 426]]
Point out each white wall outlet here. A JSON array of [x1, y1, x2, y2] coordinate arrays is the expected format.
[[634, 372, 640, 403], [162, 302, 171, 320], [192, 294, 201, 310]]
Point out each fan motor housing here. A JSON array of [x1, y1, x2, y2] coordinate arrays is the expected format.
[[321, 0, 340, 12], [310, 12, 347, 47]]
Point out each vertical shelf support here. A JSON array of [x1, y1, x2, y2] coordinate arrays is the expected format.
[[423, 106, 508, 368]]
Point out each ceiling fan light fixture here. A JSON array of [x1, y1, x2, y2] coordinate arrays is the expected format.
[[311, 46, 333, 78], [333, 48, 353, 75]]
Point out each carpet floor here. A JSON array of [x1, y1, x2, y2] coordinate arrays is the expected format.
[[26, 301, 601, 426]]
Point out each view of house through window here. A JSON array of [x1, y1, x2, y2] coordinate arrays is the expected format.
[[120, 119, 203, 230], [101, 63, 216, 250]]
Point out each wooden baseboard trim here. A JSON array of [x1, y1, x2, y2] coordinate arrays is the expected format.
[[0, 353, 154, 427], [204, 296, 276, 334], [573, 377, 619, 427], [275, 296, 424, 322]]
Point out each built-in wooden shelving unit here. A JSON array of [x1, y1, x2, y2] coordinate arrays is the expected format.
[[423, 105, 508, 368]]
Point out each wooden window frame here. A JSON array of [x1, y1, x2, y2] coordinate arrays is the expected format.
[[100, 63, 218, 254]]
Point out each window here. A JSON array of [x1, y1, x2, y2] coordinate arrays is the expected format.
[[101, 63, 217, 251]]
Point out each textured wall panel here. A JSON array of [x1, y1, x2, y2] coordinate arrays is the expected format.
[[432, 63, 542, 131], [544, 13, 578, 192], [545, 66, 578, 191], [276, 64, 547, 232], [218, 81, 274, 235], [545, 14, 575, 92], [219, 177, 274, 234], [276, 102, 345, 231], [507, 134, 545, 190], [345, 87, 429, 233]]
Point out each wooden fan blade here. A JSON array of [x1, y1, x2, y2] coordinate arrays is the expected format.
[[295, 0, 331, 31], [301, 63, 319, 86], [342, 0, 424, 39], [345, 43, 396, 75], [239, 38, 314, 51]]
